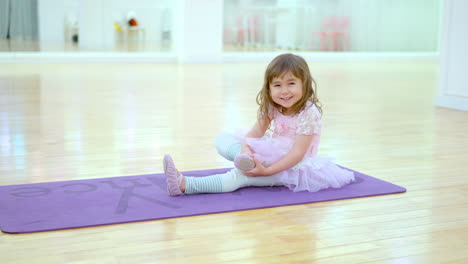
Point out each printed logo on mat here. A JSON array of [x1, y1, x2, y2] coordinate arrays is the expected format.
[[8, 177, 179, 214], [7, 176, 286, 215]]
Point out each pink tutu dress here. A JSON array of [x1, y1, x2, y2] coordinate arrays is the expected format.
[[242, 102, 355, 192]]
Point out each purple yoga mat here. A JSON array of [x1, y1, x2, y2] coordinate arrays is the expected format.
[[0, 167, 405, 234]]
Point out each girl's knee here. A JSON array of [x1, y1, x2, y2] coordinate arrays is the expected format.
[[246, 175, 282, 187], [215, 133, 242, 161], [219, 169, 249, 192]]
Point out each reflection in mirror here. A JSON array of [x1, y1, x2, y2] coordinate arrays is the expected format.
[[223, 0, 441, 53], [0, 0, 173, 53]]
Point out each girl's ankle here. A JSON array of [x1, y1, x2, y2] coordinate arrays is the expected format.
[[180, 176, 186, 193]]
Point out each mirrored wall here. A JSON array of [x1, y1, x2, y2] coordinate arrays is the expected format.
[[1, 0, 441, 54], [0, 0, 173, 52], [223, 0, 441, 52]]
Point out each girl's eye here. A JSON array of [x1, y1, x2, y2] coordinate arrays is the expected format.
[[289, 82, 295, 85], [274, 85, 280, 87]]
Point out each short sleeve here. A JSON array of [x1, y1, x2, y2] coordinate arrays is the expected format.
[[296, 105, 322, 135]]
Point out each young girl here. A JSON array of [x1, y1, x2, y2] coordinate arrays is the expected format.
[[164, 53, 355, 196]]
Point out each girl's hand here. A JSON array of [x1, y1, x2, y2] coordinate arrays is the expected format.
[[243, 158, 271, 177]]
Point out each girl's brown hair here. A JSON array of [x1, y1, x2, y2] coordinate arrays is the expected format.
[[256, 53, 322, 121]]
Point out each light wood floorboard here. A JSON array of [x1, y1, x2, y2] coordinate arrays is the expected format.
[[0, 60, 467, 263]]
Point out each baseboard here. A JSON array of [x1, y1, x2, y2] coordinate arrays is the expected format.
[[0, 51, 439, 64], [436, 95, 468, 111]]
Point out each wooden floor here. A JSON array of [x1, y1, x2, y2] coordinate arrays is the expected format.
[[0, 60, 467, 263]]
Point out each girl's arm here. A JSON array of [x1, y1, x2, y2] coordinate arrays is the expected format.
[[243, 133, 316, 177], [241, 117, 271, 154]]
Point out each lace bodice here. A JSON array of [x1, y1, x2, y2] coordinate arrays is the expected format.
[[271, 102, 321, 137], [269, 101, 322, 156]]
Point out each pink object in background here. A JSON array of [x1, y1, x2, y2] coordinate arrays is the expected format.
[[311, 16, 351, 51]]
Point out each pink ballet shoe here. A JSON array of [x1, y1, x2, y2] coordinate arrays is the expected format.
[[163, 155, 184, 196], [234, 153, 256, 171]]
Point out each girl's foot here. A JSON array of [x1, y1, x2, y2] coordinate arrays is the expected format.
[[234, 153, 256, 171], [163, 155, 184, 196]]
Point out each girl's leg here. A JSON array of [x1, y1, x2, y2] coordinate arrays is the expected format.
[[165, 154, 282, 196], [215, 132, 242, 161], [244, 174, 283, 188], [185, 169, 243, 194], [185, 169, 282, 194]]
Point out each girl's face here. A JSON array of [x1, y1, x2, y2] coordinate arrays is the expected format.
[[269, 72, 303, 114]]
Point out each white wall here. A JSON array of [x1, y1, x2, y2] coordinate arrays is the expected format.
[[177, 0, 223, 62], [38, 0, 62, 44], [436, 0, 468, 111]]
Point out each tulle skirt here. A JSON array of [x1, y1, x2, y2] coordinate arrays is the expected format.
[[244, 136, 355, 192]]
